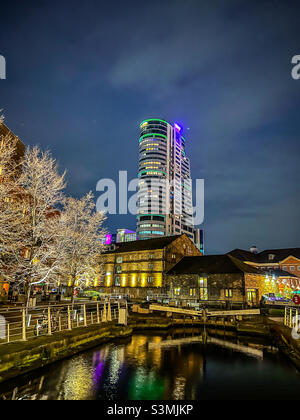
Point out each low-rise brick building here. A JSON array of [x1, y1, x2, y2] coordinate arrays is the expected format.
[[97, 234, 202, 299], [166, 254, 266, 306], [229, 247, 300, 298]]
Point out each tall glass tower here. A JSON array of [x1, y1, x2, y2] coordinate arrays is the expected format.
[[137, 118, 201, 248]]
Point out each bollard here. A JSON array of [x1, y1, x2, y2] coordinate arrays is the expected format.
[[7, 323, 9, 343], [22, 309, 26, 341], [202, 309, 207, 324], [59, 316, 62, 332], [48, 307, 52, 335], [290, 308, 292, 328], [118, 308, 128, 325], [91, 312, 94, 324], [67, 306, 72, 330], [83, 304, 87, 327]]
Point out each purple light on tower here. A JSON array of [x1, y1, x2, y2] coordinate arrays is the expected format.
[[105, 234, 112, 245], [174, 123, 182, 132]]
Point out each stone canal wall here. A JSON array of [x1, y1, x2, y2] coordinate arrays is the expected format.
[[0, 313, 292, 384], [0, 323, 131, 384]]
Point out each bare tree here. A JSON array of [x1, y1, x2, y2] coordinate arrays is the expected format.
[[54, 192, 106, 303], [10, 146, 66, 306]]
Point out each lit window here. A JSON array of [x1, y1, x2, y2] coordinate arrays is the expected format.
[[199, 277, 208, 300], [190, 288, 196, 296], [174, 288, 181, 296], [116, 265, 122, 274], [290, 266, 295, 271], [283, 266, 287, 271], [225, 289, 233, 298], [115, 276, 121, 286], [116, 256, 123, 263]]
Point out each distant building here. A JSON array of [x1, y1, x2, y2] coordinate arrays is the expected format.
[[166, 254, 266, 306], [228, 247, 300, 298], [101, 228, 137, 247], [137, 118, 203, 250], [98, 234, 202, 299]]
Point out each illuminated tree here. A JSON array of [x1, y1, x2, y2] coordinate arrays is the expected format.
[[54, 192, 106, 303], [7, 144, 66, 306]]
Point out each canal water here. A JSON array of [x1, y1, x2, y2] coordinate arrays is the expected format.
[[1, 329, 300, 400]]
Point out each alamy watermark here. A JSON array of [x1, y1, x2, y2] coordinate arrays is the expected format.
[[0, 55, 6, 80], [291, 55, 300, 80], [95, 171, 204, 225]]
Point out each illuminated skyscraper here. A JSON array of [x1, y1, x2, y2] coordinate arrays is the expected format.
[[137, 118, 202, 250]]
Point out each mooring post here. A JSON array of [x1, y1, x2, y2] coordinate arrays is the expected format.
[[202, 309, 207, 324]]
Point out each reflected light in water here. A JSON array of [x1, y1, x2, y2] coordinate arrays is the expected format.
[[57, 356, 94, 400]]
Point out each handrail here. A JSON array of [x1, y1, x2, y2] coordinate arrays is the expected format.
[[0, 301, 128, 346]]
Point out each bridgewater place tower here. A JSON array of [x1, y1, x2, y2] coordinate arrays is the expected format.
[[137, 118, 202, 250]]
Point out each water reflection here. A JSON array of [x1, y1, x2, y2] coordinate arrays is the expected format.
[[0, 329, 299, 400], [56, 356, 94, 400]]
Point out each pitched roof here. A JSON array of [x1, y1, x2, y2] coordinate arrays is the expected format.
[[167, 254, 262, 275], [228, 248, 259, 262], [257, 248, 300, 263], [104, 234, 187, 254], [228, 248, 300, 263]]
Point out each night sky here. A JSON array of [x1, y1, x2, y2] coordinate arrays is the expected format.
[[0, 0, 300, 254]]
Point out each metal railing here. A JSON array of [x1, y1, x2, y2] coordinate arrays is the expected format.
[[284, 306, 300, 329], [0, 301, 127, 345]]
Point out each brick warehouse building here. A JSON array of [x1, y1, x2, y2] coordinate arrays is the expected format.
[[166, 254, 266, 307], [229, 247, 300, 298], [98, 234, 202, 299]]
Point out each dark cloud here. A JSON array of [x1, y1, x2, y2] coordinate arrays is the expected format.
[[0, 0, 299, 253]]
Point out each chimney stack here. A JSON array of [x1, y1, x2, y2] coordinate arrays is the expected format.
[[250, 246, 258, 254]]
